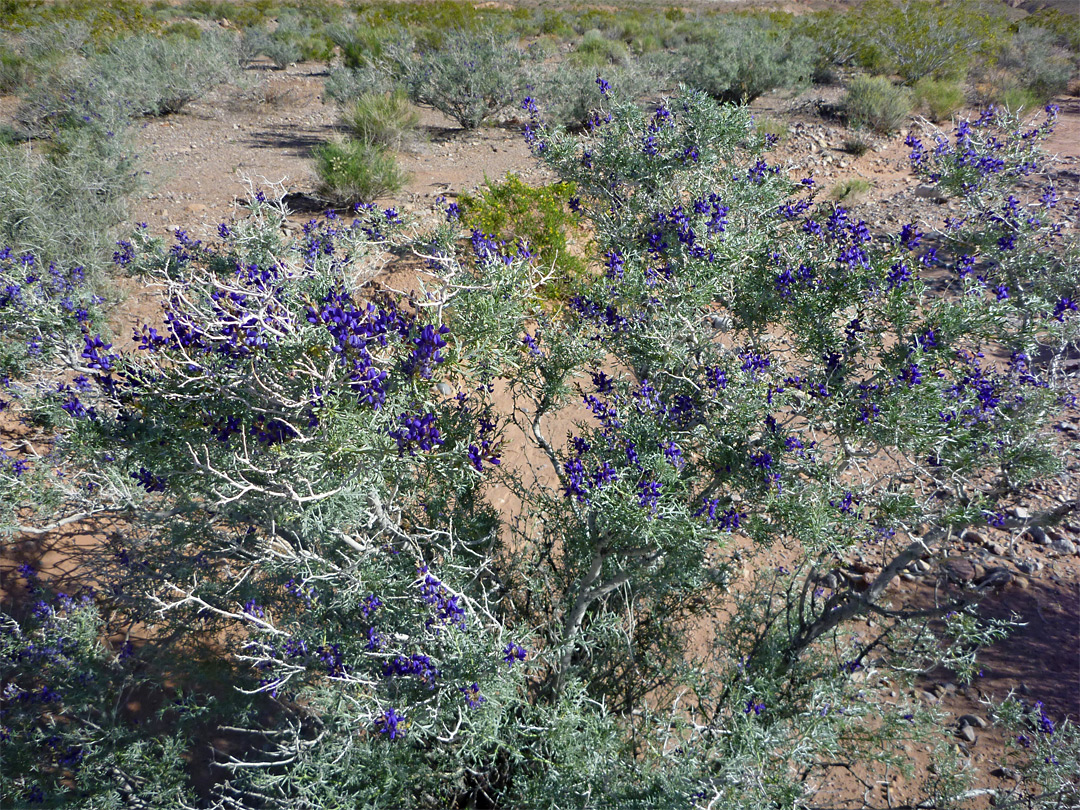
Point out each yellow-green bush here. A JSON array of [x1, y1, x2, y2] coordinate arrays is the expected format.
[[460, 174, 585, 299], [913, 77, 965, 122]]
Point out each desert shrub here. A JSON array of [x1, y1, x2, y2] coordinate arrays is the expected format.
[[324, 63, 399, 106], [313, 137, 409, 203], [332, 23, 404, 69], [754, 115, 789, 142], [995, 25, 1073, 104], [0, 127, 139, 280], [459, 173, 585, 295], [240, 26, 300, 69], [162, 19, 202, 40], [1022, 8, 1080, 53], [0, 42, 27, 93], [842, 134, 872, 155], [829, 177, 872, 202], [569, 29, 630, 68], [843, 74, 913, 133], [675, 15, 815, 103], [3, 65, 1080, 810], [855, 0, 1008, 83], [798, 8, 860, 74], [403, 29, 526, 129], [343, 89, 419, 150], [270, 10, 336, 63], [19, 30, 239, 131], [913, 76, 965, 122], [529, 60, 655, 131]]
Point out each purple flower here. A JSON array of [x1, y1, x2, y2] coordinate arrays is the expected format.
[[460, 682, 486, 709], [377, 708, 405, 740], [502, 642, 527, 667]]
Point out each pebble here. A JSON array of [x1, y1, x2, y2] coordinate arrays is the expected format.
[[1013, 576, 1030, 589], [1016, 560, 1038, 574], [987, 542, 1007, 557], [957, 724, 977, 743], [1009, 506, 1032, 520]]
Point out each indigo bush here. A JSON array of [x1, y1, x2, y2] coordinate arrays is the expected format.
[[2, 79, 1078, 810]]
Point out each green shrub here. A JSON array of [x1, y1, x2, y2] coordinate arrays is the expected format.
[[913, 77, 965, 122], [798, 8, 860, 74], [829, 177, 872, 202], [403, 29, 525, 129], [240, 26, 300, 69], [162, 20, 202, 40], [996, 86, 1043, 116], [569, 29, 630, 69], [333, 23, 402, 69], [675, 16, 815, 103], [0, 42, 26, 93], [855, 0, 1008, 83], [459, 173, 585, 298], [843, 74, 913, 134], [343, 89, 419, 150], [313, 137, 409, 204]]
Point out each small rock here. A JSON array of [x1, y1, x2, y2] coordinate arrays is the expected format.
[[957, 724, 977, 743], [963, 531, 986, 546], [944, 557, 976, 583], [1013, 576, 1030, 589], [992, 766, 1020, 780], [976, 567, 1012, 589], [1016, 559, 1037, 574], [1050, 536, 1076, 555], [987, 542, 1007, 557], [914, 184, 946, 202], [959, 714, 988, 729], [1025, 526, 1049, 546], [1009, 506, 1032, 520]]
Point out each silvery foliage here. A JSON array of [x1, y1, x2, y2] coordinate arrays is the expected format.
[[3, 87, 1078, 809]]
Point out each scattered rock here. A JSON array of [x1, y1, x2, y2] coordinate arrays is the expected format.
[[957, 724, 977, 743], [1016, 559, 1038, 574], [959, 714, 987, 729], [914, 184, 947, 202], [943, 557, 976, 583], [1013, 576, 1030, 589], [1050, 536, 1076, 555], [976, 567, 1012, 589], [1025, 526, 1048, 545], [987, 542, 1007, 557], [962, 531, 985, 546], [1009, 506, 1032, 520]]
